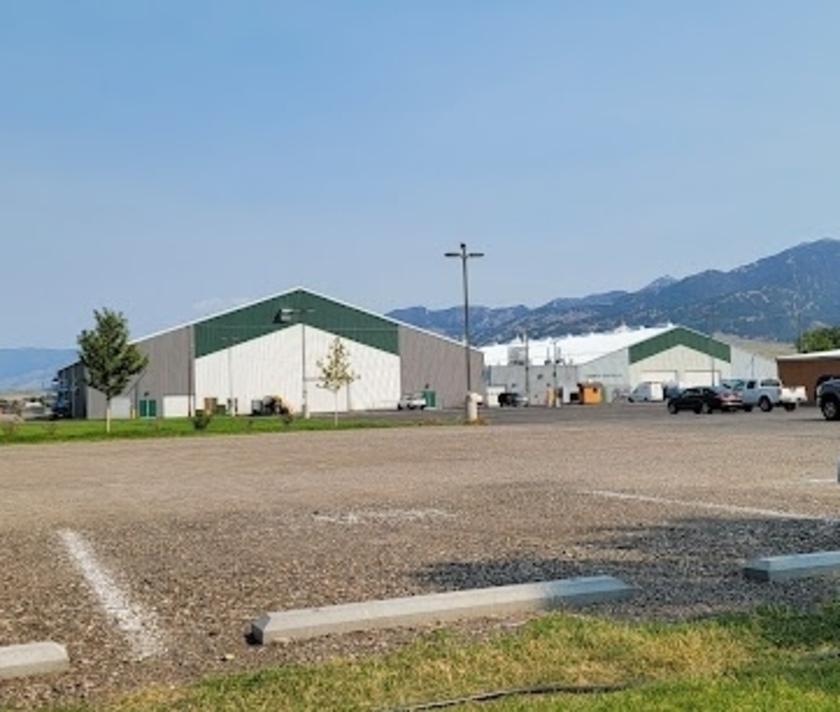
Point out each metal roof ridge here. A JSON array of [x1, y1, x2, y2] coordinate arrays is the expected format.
[[78, 286, 482, 356], [296, 286, 483, 353], [778, 349, 840, 360]]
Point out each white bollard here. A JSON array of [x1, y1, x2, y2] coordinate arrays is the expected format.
[[465, 393, 479, 423]]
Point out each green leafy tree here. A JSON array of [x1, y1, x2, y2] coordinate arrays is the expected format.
[[78, 309, 148, 433], [317, 337, 358, 426], [796, 327, 840, 353]]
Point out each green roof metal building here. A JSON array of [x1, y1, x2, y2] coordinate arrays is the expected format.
[[57, 288, 483, 419]]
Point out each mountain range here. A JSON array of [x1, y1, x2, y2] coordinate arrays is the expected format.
[[0, 348, 76, 394], [388, 239, 840, 345], [2, 240, 837, 392]]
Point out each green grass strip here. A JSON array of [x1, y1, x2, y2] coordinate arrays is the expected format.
[[0, 414, 457, 446], [32, 604, 838, 712]]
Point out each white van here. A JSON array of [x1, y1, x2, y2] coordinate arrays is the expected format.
[[628, 382, 665, 402]]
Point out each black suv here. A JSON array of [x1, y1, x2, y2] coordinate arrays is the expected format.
[[817, 379, 840, 421], [667, 387, 729, 414]]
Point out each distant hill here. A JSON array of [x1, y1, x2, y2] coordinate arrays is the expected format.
[[714, 334, 796, 360], [388, 239, 840, 344], [0, 348, 76, 392], [388, 304, 530, 338]]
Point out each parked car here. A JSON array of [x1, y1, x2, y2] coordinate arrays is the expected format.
[[714, 386, 744, 411], [20, 400, 53, 421], [498, 391, 528, 407], [397, 393, 427, 410], [667, 387, 739, 414], [740, 378, 806, 412], [628, 382, 665, 402], [817, 378, 840, 421]]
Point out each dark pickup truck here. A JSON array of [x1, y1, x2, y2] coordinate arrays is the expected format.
[[817, 379, 840, 421], [498, 392, 528, 407]]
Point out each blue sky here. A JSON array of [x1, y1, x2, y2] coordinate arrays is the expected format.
[[3, 2, 840, 347]]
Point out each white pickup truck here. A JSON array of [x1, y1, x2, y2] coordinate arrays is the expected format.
[[397, 393, 427, 410], [737, 378, 807, 413]]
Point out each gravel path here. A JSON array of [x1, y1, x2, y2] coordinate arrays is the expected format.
[[2, 410, 840, 707]]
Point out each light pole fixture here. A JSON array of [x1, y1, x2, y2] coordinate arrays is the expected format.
[[707, 312, 716, 388], [278, 307, 316, 419], [552, 338, 562, 408], [445, 243, 484, 413]]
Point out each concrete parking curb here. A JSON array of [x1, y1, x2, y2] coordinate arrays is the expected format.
[[0, 642, 69, 680], [744, 551, 840, 582], [252, 575, 635, 644]]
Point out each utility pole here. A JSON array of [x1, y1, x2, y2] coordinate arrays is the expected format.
[[707, 313, 716, 388], [522, 330, 530, 405], [709, 345, 715, 387], [795, 307, 803, 349], [187, 327, 194, 417], [445, 243, 484, 420]]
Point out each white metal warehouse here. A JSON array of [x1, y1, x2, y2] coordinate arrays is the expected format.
[[57, 288, 483, 419], [483, 325, 778, 404]]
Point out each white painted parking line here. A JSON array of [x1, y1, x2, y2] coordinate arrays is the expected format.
[[585, 490, 840, 524], [58, 530, 166, 660], [312, 508, 453, 525]]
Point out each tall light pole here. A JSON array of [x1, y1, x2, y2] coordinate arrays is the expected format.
[[521, 329, 530, 405], [445, 243, 484, 416], [707, 312, 716, 387]]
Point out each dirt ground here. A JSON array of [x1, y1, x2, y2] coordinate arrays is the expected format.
[[2, 407, 840, 707]]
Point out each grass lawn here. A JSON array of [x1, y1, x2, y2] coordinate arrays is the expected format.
[[41, 603, 840, 711], [0, 414, 455, 446]]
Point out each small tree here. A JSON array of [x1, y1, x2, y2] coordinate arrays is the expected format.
[[78, 309, 148, 433], [317, 337, 358, 426]]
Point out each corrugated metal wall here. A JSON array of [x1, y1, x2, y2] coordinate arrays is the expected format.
[[56, 361, 87, 419], [85, 326, 193, 419], [484, 363, 578, 405], [628, 345, 731, 386], [397, 326, 484, 409], [195, 324, 401, 414], [729, 347, 778, 382]]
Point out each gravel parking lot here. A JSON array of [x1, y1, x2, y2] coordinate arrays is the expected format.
[[2, 406, 840, 707]]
